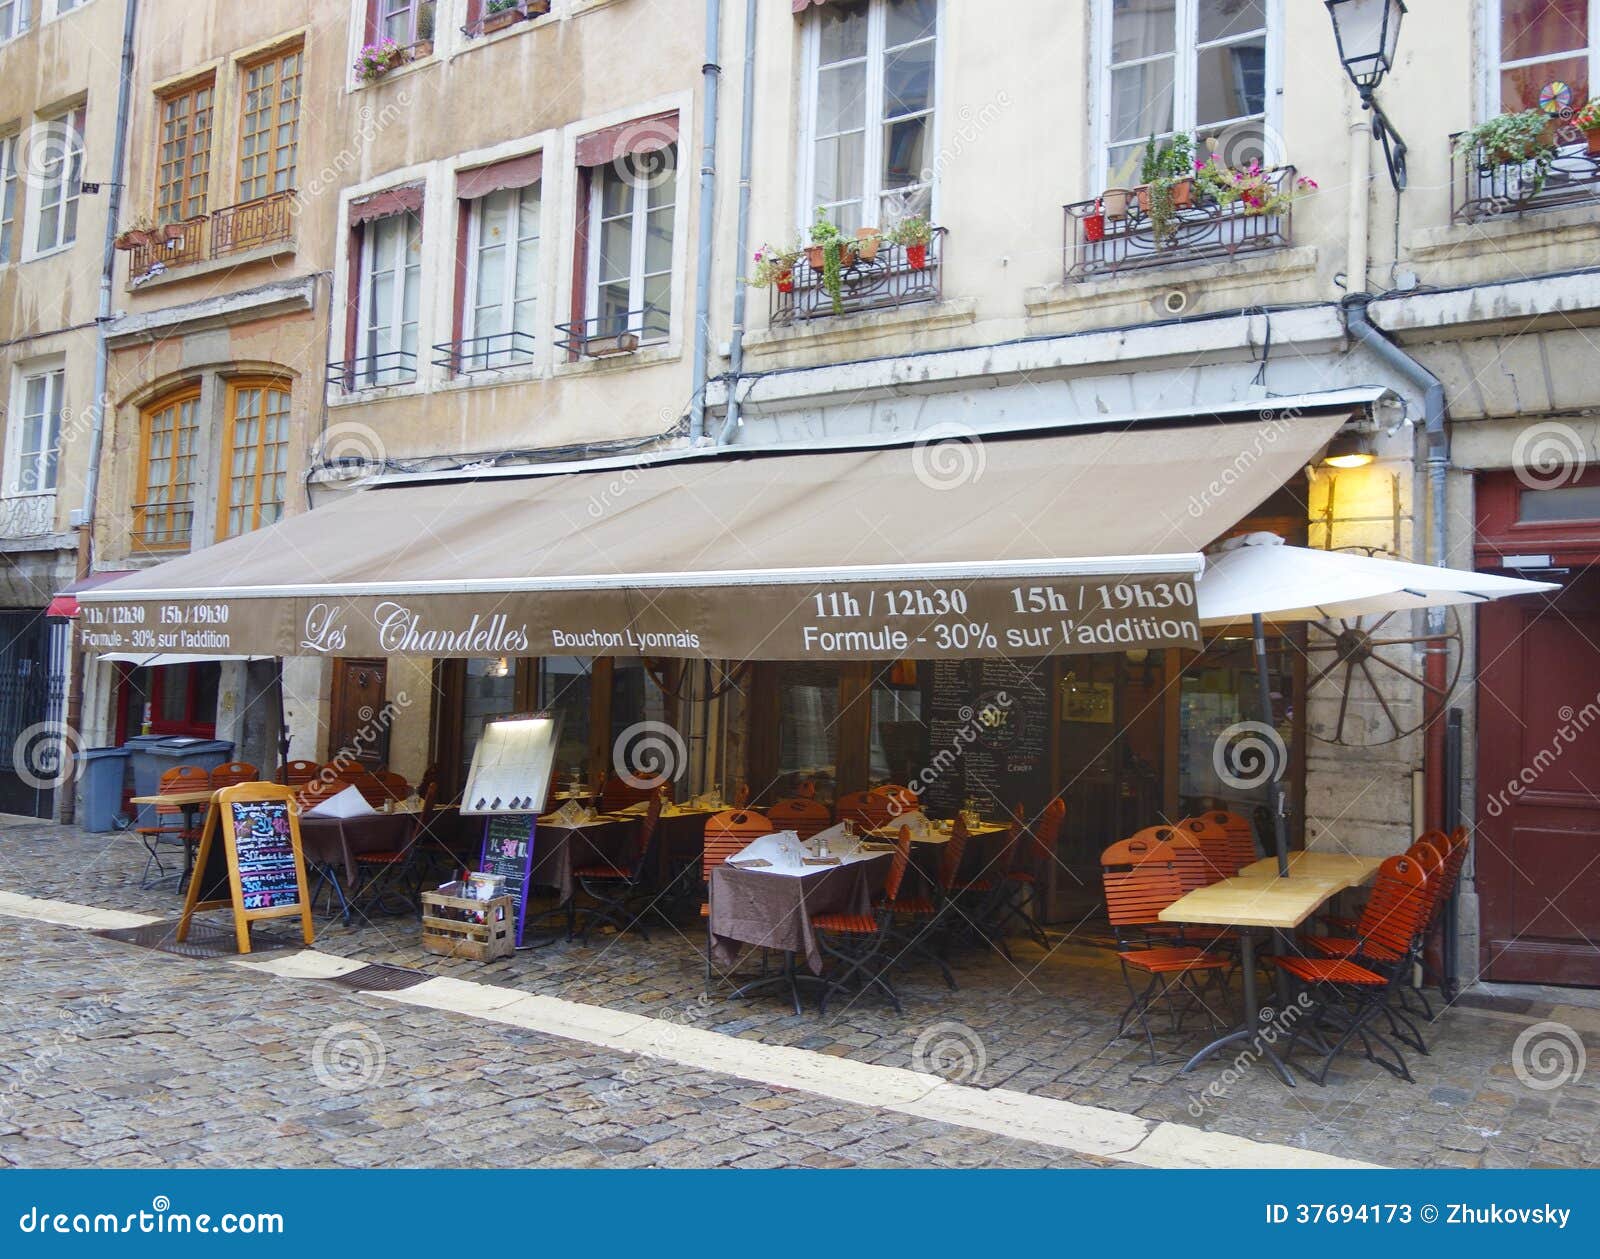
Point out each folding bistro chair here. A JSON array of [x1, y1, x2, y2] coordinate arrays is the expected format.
[[136, 765, 211, 888], [811, 826, 914, 1014], [209, 762, 259, 790], [834, 790, 891, 832], [347, 782, 435, 919], [701, 808, 773, 994], [1181, 810, 1260, 874], [1000, 797, 1064, 949], [765, 796, 833, 840], [572, 792, 663, 943], [278, 759, 320, 787]]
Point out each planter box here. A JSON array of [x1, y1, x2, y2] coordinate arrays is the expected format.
[[421, 888, 514, 961], [582, 331, 640, 357]]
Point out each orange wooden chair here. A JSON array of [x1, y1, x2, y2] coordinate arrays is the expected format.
[[833, 789, 890, 831], [701, 807, 773, 993], [598, 772, 669, 814], [135, 764, 211, 888], [811, 826, 914, 1014], [278, 759, 320, 787], [1181, 810, 1259, 874], [1001, 797, 1065, 948], [1101, 831, 1235, 951], [572, 791, 665, 944], [345, 782, 434, 922], [329, 766, 389, 809], [1171, 816, 1244, 884], [208, 761, 258, 790], [766, 796, 832, 840], [374, 770, 410, 802]]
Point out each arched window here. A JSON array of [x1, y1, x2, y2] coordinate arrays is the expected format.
[[218, 378, 291, 538], [135, 386, 201, 551]]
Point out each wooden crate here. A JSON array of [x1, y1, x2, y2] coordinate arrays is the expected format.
[[421, 889, 514, 960]]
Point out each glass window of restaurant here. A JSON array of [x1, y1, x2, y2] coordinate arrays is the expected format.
[[775, 662, 841, 803]]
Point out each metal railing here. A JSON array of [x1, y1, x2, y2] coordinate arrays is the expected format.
[[0, 495, 57, 540], [132, 500, 193, 551], [127, 191, 297, 276], [554, 306, 670, 358], [1449, 128, 1600, 224], [770, 228, 946, 327], [431, 330, 536, 375], [326, 350, 419, 392], [1062, 165, 1297, 282]]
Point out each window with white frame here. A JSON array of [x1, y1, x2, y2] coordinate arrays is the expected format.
[[32, 106, 84, 254], [6, 366, 64, 496], [0, 1, 30, 42], [356, 212, 422, 386], [1489, 0, 1597, 114], [0, 133, 18, 263], [590, 153, 674, 342], [465, 182, 540, 370], [51, 0, 85, 14], [1101, 0, 1272, 185], [370, 0, 435, 46], [802, 0, 937, 233]]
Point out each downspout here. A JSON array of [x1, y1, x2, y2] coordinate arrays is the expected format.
[[716, 0, 758, 445], [687, 0, 722, 444], [61, 0, 138, 823]]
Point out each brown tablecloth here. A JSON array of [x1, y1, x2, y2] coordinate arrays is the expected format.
[[708, 853, 889, 975], [529, 819, 633, 905], [300, 813, 417, 888]]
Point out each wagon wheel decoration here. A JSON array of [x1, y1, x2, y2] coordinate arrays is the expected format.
[[1304, 551, 1465, 748]]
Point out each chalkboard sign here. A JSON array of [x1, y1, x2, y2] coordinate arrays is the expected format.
[[919, 658, 1053, 818], [480, 813, 537, 946], [177, 783, 314, 955]]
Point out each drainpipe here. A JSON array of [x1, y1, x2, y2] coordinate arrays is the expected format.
[[716, 0, 758, 446], [60, 0, 138, 823], [687, 0, 722, 444], [1345, 105, 1371, 295]]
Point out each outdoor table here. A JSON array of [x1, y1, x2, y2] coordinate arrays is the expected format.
[[708, 827, 890, 1013], [611, 801, 718, 883], [1159, 874, 1348, 1087], [299, 812, 417, 890], [129, 788, 216, 886], [530, 813, 633, 905], [868, 815, 1009, 886], [1238, 851, 1382, 888]]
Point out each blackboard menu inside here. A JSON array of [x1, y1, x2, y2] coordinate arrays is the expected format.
[[919, 658, 1052, 818], [230, 799, 301, 911], [480, 814, 537, 945]]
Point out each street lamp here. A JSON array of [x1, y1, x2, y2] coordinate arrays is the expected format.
[[1325, 0, 1408, 190]]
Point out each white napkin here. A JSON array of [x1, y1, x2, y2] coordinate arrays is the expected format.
[[304, 785, 377, 819]]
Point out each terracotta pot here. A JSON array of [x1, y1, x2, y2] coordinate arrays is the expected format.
[[115, 229, 156, 251], [1134, 184, 1152, 213], [160, 222, 187, 244], [854, 228, 881, 262], [906, 243, 928, 270], [1100, 188, 1131, 219], [482, 9, 523, 33], [1586, 126, 1600, 157], [804, 244, 826, 270], [1169, 178, 1195, 209]]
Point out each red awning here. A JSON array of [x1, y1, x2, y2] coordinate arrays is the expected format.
[[457, 151, 543, 200], [48, 570, 136, 619], [574, 111, 679, 168]]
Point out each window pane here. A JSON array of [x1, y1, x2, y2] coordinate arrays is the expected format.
[[599, 165, 632, 218], [644, 205, 673, 275], [539, 658, 592, 779], [817, 62, 867, 135], [643, 272, 671, 325], [1502, 55, 1588, 111], [1501, 0, 1588, 61], [1519, 483, 1600, 522], [1109, 59, 1174, 144], [1111, 0, 1176, 61], [1198, 0, 1266, 43], [882, 116, 928, 193], [778, 663, 840, 804], [598, 215, 632, 285], [813, 132, 865, 208], [1196, 35, 1267, 127], [885, 0, 937, 47], [818, 0, 868, 64], [884, 39, 935, 119], [461, 657, 519, 779]]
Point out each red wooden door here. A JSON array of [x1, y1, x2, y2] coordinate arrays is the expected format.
[[1476, 569, 1600, 985]]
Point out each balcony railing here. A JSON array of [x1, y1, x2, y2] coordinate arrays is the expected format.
[[554, 307, 670, 359], [132, 501, 192, 552], [126, 191, 297, 276], [327, 351, 419, 392], [1450, 127, 1600, 224], [1062, 166, 1297, 282], [0, 494, 57, 541], [431, 330, 536, 375], [770, 228, 946, 327]]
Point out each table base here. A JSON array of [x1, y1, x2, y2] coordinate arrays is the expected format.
[[1178, 932, 1297, 1087], [729, 950, 825, 1016]]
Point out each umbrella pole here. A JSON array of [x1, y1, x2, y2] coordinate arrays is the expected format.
[[1251, 613, 1291, 878]]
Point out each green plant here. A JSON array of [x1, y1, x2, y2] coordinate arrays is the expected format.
[[417, 1, 436, 40], [810, 207, 850, 315], [747, 241, 800, 288], [1454, 109, 1555, 191], [486, 0, 520, 13], [1139, 133, 1194, 246], [887, 213, 932, 247], [1194, 155, 1318, 216]]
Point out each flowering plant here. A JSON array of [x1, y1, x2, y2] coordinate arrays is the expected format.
[[1575, 98, 1600, 131], [1194, 154, 1317, 216], [354, 39, 406, 83], [747, 242, 800, 288]]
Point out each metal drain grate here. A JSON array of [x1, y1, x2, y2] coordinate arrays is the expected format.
[[320, 962, 431, 992], [95, 919, 298, 960]]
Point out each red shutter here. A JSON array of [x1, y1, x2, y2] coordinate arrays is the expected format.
[[792, 0, 832, 11], [465, 0, 483, 25], [456, 151, 542, 200], [573, 111, 678, 168], [450, 198, 472, 356]]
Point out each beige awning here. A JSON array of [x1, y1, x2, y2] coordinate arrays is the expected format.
[[78, 409, 1354, 661]]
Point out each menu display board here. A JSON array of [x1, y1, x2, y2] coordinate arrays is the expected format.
[[177, 783, 314, 955], [480, 813, 538, 947], [462, 712, 562, 815], [919, 658, 1052, 818]]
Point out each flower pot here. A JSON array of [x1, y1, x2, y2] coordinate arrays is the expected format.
[[776, 271, 795, 293], [1168, 178, 1195, 209], [160, 222, 187, 244], [115, 228, 156, 251], [1082, 213, 1105, 244], [1134, 184, 1152, 213], [409, 39, 433, 59], [854, 228, 880, 263], [804, 244, 826, 270], [906, 243, 928, 270], [1586, 126, 1600, 157], [482, 9, 523, 33], [1101, 188, 1131, 219]]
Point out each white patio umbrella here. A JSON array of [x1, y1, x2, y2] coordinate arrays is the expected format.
[[1194, 533, 1559, 875]]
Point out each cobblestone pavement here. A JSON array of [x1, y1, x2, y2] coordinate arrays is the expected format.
[[3, 819, 1598, 1169]]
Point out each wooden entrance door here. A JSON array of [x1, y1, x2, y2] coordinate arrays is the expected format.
[[1476, 568, 1600, 985], [328, 658, 389, 768]]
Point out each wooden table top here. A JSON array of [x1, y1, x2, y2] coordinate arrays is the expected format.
[[1159, 874, 1345, 930], [130, 789, 216, 807], [1238, 851, 1383, 890]]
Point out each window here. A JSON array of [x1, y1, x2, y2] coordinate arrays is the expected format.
[[357, 211, 422, 385], [370, 0, 436, 46], [32, 106, 84, 253], [538, 657, 593, 782], [1490, 0, 1596, 113], [1101, 0, 1271, 184], [237, 46, 302, 202], [136, 388, 200, 550], [589, 152, 675, 341], [219, 379, 290, 538], [6, 367, 63, 495], [0, 1, 29, 42], [777, 663, 842, 804], [803, 0, 937, 233], [0, 133, 18, 262], [149, 662, 220, 737], [463, 181, 540, 369], [156, 79, 213, 223]]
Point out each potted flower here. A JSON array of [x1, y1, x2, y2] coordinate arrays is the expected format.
[[114, 213, 159, 252], [1194, 155, 1318, 217], [354, 39, 406, 83], [1135, 133, 1194, 247], [1575, 98, 1600, 156], [1454, 109, 1557, 191], [888, 214, 933, 268], [482, 0, 548, 34], [748, 242, 801, 293], [805, 209, 857, 315]]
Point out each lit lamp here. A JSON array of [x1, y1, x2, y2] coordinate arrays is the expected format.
[[1321, 428, 1378, 468], [1325, 0, 1408, 190]]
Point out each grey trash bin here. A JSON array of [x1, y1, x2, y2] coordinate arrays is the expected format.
[[77, 747, 131, 833], [127, 736, 234, 827]]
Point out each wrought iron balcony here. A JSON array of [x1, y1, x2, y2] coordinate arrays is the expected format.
[[326, 351, 419, 392], [1062, 166, 1297, 282], [431, 330, 536, 375], [1449, 127, 1600, 224], [769, 228, 945, 327], [132, 501, 193, 552], [0, 495, 58, 541], [554, 307, 670, 359], [126, 191, 297, 277]]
